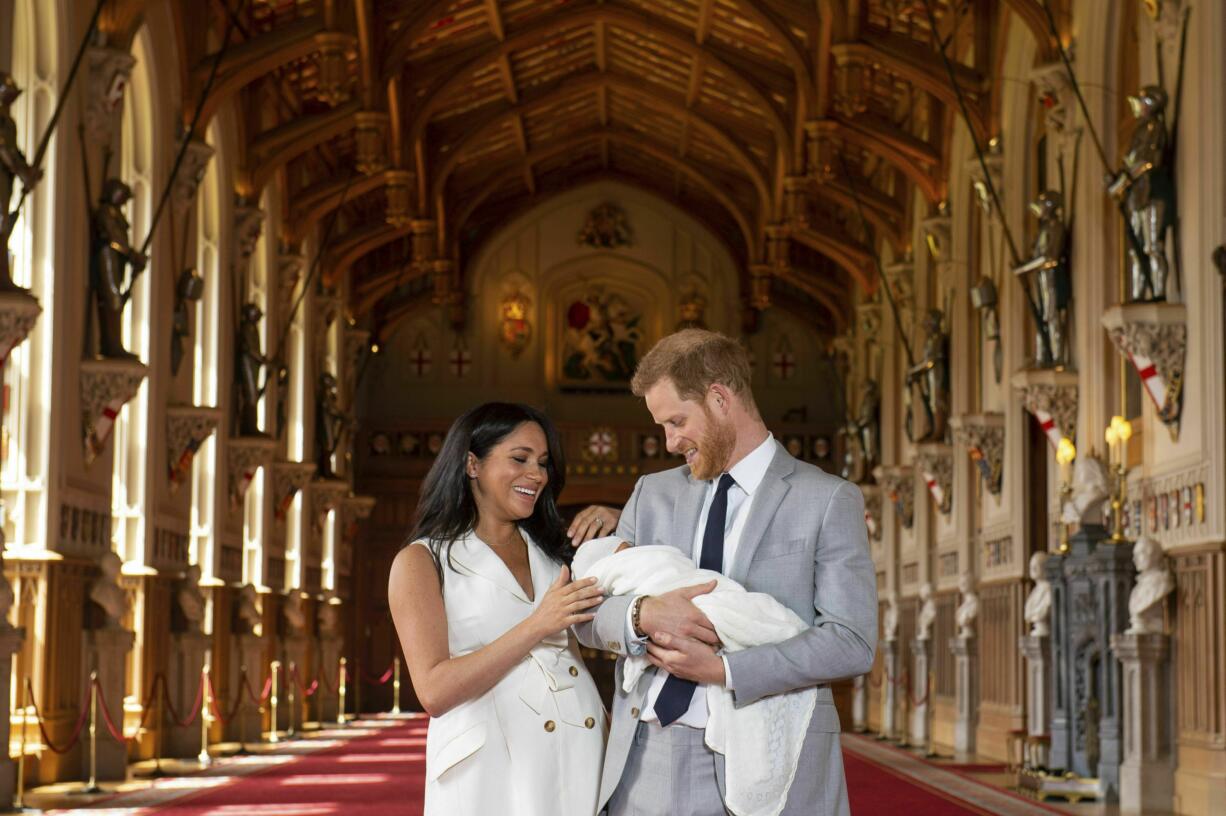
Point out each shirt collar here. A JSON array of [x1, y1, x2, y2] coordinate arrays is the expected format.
[[719, 433, 775, 496]]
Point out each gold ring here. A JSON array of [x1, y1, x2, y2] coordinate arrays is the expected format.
[[594, 518, 603, 528]]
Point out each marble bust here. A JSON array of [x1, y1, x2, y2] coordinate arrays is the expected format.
[[1127, 537, 1174, 634], [1023, 551, 1052, 636], [916, 582, 936, 641], [882, 590, 899, 642], [318, 599, 339, 636], [235, 584, 262, 634], [1061, 455, 1110, 525], [954, 571, 979, 638], [89, 551, 129, 627], [283, 591, 307, 634], [176, 564, 205, 629]]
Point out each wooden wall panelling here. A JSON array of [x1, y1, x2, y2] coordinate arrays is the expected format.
[[976, 578, 1025, 762]]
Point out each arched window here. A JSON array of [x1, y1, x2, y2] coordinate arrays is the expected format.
[[111, 29, 154, 565], [242, 466, 264, 587], [2, 0, 59, 552], [190, 121, 223, 579], [321, 507, 336, 592]]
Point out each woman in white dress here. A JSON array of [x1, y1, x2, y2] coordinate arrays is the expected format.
[[389, 402, 607, 815]]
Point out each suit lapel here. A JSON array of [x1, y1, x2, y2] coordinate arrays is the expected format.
[[729, 442, 795, 583], [671, 468, 709, 559]]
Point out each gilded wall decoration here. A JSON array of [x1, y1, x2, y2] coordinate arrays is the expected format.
[[560, 289, 643, 388], [577, 202, 632, 249]]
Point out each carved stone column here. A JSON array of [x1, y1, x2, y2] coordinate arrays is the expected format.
[[166, 405, 221, 493], [951, 413, 1005, 496], [313, 31, 354, 106], [951, 634, 978, 755], [228, 633, 265, 743], [783, 175, 811, 228], [1020, 634, 1052, 769], [1101, 303, 1186, 439], [172, 138, 215, 209], [0, 624, 23, 806], [0, 290, 41, 363], [228, 437, 277, 507], [278, 248, 307, 318], [82, 625, 136, 780], [879, 638, 899, 739], [909, 637, 932, 747], [915, 443, 953, 515], [1111, 632, 1174, 814], [852, 673, 868, 732], [233, 201, 264, 282], [343, 326, 370, 403], [748, 263, 772, 310], [1011, 367, 1078, 449], [80, 358, 147, 465], [353, 111, 389, 175], [165, 626, 209, 758], [85, 46, 136, 146], [873, 465, 914, 529], [272, 461, 316, 527]]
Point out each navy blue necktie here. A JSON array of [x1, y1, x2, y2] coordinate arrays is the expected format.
[[654, 473, 735, 726]]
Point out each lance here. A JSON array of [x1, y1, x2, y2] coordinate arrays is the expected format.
[[836, 150, 933, 440], [138, 0, 246, 259], [3, 0, 108, 235], [919, 0, 1054, 364], [1038, 0, 1156, 296]]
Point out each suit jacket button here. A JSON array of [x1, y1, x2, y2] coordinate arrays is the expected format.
[[544, 720, 556, 732], [630, 707, 640, 718], [569, 666, 579, 677], [585, 717, 595, 729]]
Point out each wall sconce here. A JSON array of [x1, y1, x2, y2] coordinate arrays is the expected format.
[[1105, 416, 1133, 542], [1056, 436, 1076, 553]]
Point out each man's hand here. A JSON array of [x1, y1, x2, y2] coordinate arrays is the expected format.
[[639, 581, 719, 646], [568, 505, 621, 545], [646, 631, 726, 686]]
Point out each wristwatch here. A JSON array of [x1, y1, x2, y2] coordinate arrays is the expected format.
[[631, 595, 650, 639]]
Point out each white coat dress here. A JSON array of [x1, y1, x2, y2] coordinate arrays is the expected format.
[[417, 530, 606, 816]]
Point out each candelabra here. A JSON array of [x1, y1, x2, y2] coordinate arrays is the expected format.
[[1105, 415, 1132, 542], [1055, 436, 1076, 553]]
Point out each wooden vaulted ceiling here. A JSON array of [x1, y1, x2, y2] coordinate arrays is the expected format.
[[172, 0, 1063, 336]]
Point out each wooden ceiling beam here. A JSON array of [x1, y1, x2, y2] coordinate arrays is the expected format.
[[498, 55, 518, 104], [790, 225, 874, 292], [429, 73, 771, 218], [241, 100, 363, 196], [485, 0, 505, 42], [1002, 0, 1059, 60], [324, 222, 412, 286], [285, 169, 391, 244], [686, 55, 705, 109], [195, 14, 325, 128], [695, 0, 715, 45], [595, 20, 607, 72], [774, 267, 846, 331], [832, 119, 945, 204]]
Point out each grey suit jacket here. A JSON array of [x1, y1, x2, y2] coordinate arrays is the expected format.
[[576, 439, 878, 814]]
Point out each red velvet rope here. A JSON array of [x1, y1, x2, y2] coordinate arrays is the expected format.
[[290, 665, 319, 698], [244, 673, 273, 706], [204, 673, 243, 726], [318, 664, 340, 694], [357, 662, 394, 685], [161, 671, 206, 728], [95, 675, 162, 743], [25, 677, 91, 755]]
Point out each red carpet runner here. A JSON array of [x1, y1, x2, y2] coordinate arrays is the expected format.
[[156, 718, 427, 816]]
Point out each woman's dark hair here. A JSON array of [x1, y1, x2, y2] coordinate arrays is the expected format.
[[407, 402, 570, 576]]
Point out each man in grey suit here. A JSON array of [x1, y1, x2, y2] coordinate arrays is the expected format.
[[576, 329, 877, 816]]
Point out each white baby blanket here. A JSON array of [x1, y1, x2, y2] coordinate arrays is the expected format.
[[572, 537, 815, 816]]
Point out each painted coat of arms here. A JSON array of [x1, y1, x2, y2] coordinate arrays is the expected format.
[[561, 289, 643, 386], [577, 202, 633, 249]]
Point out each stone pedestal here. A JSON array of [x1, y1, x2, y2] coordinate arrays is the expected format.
[[318, 635, 343, 722], [0, 626, 25, 807], [165, 630, 209, 757], [82, 626, 135, 781], [909, 638, 931, 747], [951, 634, 978, 755], [852, 674, 867, 732], [1046, 524, 1134, 799], [1020, 634, 1052, 769], [880, 639, 899, 739], [227, 633, 265, 743], [280, 634, 308, 731], [1111, 632, 1174, 814]]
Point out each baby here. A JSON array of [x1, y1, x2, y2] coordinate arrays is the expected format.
[[572, 537, 816, 816]]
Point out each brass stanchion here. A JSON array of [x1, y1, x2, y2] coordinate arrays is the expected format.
[[337, 657, 347, 725], [80, 670, 102, 794], [15, 680, 28, 810], [268, 661, 281, 744], [354, 660, 362, 723], [287, 661, 297, 738], [138, 676, 167, 778], [233, 665, 252, 756], [924, 669, 938, 759], [391, 657, 401, 715], [198, 664, 212, 766]]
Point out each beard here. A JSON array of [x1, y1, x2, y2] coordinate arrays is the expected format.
[[689, 410, 736, 481]]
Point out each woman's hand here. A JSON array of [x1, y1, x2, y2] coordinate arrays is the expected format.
[[528, 567, 603, 638], [568, 505, 622, 545]]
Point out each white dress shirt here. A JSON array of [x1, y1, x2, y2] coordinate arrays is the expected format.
[[626, 432, 776, 727]]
